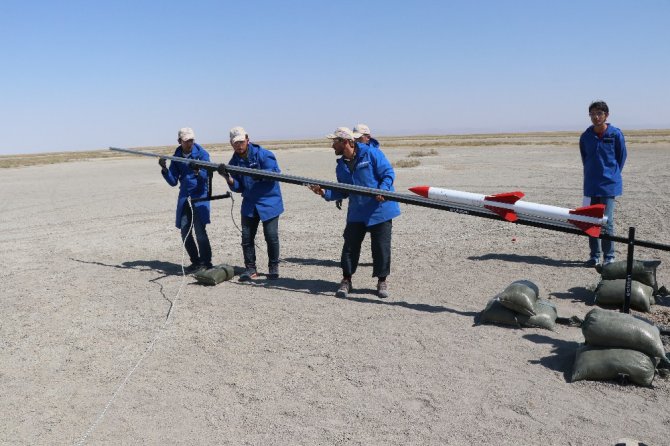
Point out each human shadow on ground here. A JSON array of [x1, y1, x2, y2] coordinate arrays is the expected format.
[[281, 257, 372, 268], [347, 294, 479, 315], [549, 286, 595, 305], [238, 278, 479, 315], [71, 257, 187, 275], [523, 333, 580, 382], [468, 253, 585, 268]]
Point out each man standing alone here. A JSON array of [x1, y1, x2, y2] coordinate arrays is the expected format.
[[579, 101, 627, 267]]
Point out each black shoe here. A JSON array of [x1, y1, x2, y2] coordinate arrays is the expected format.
[[584, 258, 601, 268], [267, 264, 279, 280], [239, 269, 259, 282], [185, 263, 206, 274], [377, 280, 389, 299], [336, 279, 352, 298]]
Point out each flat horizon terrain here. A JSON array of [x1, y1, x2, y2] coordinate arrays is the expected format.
[[2, 129, 670, 168], [1, 134, 669, 445]]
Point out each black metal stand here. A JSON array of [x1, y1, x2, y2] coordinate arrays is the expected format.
[[623, 227, 635, 314], [191, 171, 231, 203]]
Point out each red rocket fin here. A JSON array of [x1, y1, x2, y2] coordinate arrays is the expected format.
[[484, 191, 525, 204], [568, 204, 605, 237], [483, 191, 524, 222], [409, 186, 430, 198], [569, 204, 605, 219], [569, 222, 601, 237]]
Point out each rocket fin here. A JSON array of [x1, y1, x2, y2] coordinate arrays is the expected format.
[[568, 204, 605, 237], [569, 222, 601, 237], [483, 191, 524, 222], [483, 191, 525, 204], [569, 204, 605, 219]]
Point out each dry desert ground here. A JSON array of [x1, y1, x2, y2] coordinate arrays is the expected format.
[[1, 133, 670, 445]]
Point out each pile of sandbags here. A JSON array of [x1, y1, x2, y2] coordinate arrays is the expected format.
[[572, 308, 668, 386], [480, 280, 558, 330], [594, 260, 661, 312]]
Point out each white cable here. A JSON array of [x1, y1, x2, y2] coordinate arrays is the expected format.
[[74, 198, 195, 445]]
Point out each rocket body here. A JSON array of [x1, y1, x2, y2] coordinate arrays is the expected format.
[[409, 186, 607, 237]]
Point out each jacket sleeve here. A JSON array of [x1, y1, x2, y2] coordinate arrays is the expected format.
[[225, 155, 244, 193], [615, 131, 627, 170], [162, 160, 179, 186], [323, 189, 346, 201], [371, 149, 395, 191], [322, 165, 348, 201], [254, 149, 281, 183], [579, 135, 586, 165]]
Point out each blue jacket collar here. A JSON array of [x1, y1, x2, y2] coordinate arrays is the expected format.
[[178, 143, 204, 158]]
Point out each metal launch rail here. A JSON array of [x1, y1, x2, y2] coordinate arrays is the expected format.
[[110, 146, 670, 313]]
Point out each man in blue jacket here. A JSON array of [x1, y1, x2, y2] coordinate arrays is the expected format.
[[579, 101, 627, 267], [219, 127, 284, 281], [352, 123, 379, 148], [309, 127, 401, 299], [158, 127, 213, 273]]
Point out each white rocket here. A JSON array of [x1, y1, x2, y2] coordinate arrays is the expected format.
[[409, 186, 606, 237]]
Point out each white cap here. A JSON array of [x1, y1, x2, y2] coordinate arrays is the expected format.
[[352, 123, 371, 138], [178, 127, 195, 141], [229, 126, 247, 143], [326, 127, 355, 141]]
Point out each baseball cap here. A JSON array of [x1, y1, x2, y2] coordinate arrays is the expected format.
[[326, 127, 355, 141], [229, 126, 247, 143], [178, 127, 195, 141], [352, 124, 370, 138]]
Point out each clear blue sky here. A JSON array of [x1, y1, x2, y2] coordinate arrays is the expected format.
[[2, 0, 669, 154]]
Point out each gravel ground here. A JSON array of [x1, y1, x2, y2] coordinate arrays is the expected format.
[[1, 141, 669, 445]]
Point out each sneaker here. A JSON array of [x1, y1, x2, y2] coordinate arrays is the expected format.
[[185, 263, 207, 274], [336, 279, 352, 298], [584, 258, 601, 268], [377, 280, 389, 299], [267, 264, 279, 280], [603, 258, 615, 266], [239, 269, 259, 282]]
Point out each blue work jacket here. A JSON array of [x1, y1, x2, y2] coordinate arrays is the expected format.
[[227, 143, 284, 221], [323, 142, 401, 226], [161, 143, 211, 228], [579, 124, 627, 197]]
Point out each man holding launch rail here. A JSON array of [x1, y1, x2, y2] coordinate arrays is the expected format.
[[218, 127, 284, 281], [309, 127, 401, 299], [158, 127, 213, 272]]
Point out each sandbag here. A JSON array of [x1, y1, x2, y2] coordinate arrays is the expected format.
[[498, 280, 539, 316], [582, 308, 666, 359], [594, 279, 654, 312], [193, 264, 235, 285], [600, 260, 661, 292], [480, 298, 556, 330], [571, 345, 656, 386], [480, 297, 527, 327], [524, 300, 558, 331]]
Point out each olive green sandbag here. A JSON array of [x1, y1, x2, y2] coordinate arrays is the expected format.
[[193, 264, 235, 285], [594, 279, 654, 312], [480, 297, 527, 327], [524, 300, 558, 331], [600, 260, 661, 292], [480, 298, 556, 330], [497, 280, 539, 316], [571, 345, 656, 386], [582, 308, 666, 359]]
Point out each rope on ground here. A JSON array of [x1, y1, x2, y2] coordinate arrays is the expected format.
[[74, 198, 195, 446]]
